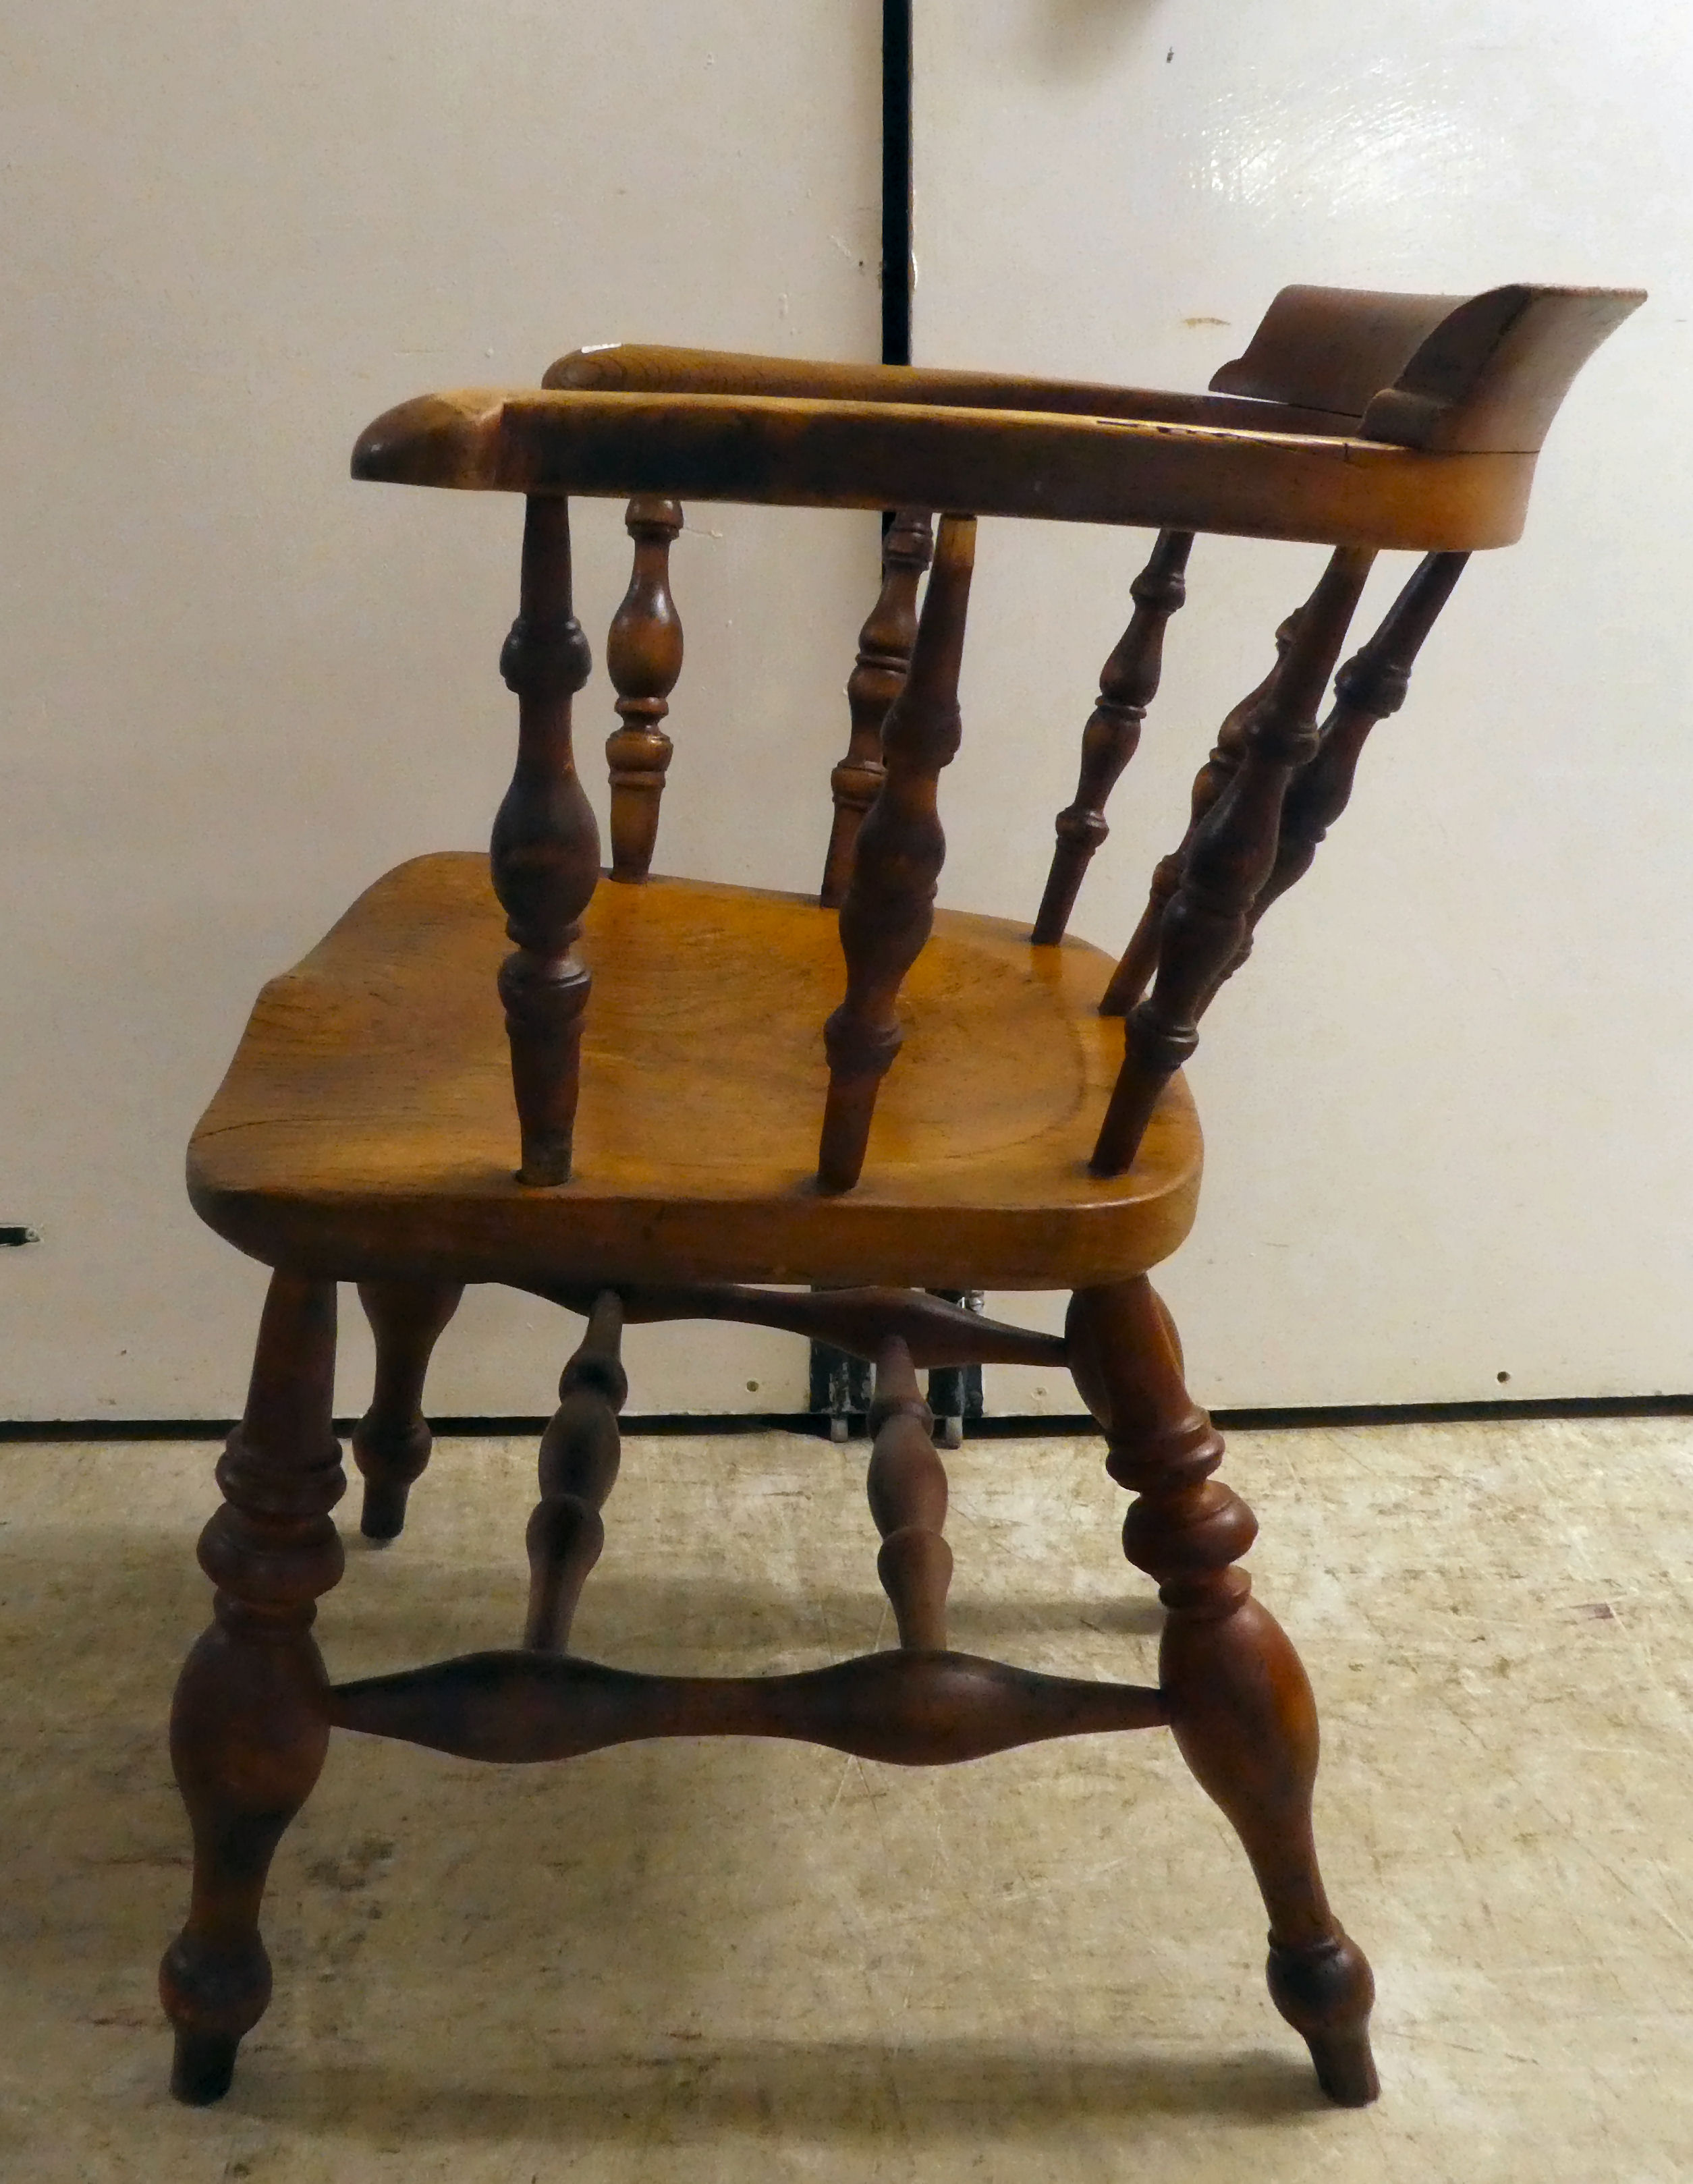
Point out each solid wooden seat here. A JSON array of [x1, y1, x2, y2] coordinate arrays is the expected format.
[[158, 280, 1641, 2117], [189, 853, 1200, 1290]]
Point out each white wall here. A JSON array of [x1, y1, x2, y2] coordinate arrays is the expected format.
[[6, 1, 1688, 1423], [913, 0, 1693, 1407], [0, 3, 882, 1418]]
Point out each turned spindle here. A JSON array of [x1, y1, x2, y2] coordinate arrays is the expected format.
[[1032, 528, 1193, 946], [523, 1291, 628, 1652], [818, 512, 975, 1194], [1090, 549, 1375, 1177], [159, 1275, 345, 2105], [820, 509, 935, 908], [866, 1335, 952, 1651], [606, 495, 684, 881], [1214, 551, 1470, 992], [492, 495, 598, 1186], [1067, 1277, 1378, 2106], [1100, 606, 1299, 1016]]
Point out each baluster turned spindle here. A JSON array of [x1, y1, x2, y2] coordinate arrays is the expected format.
[[1215, 551, 1470, 992], [492, 497, 599, 1185], [524, 1291, 628, 1652], [606, 495, 684, 882], [1100, 607, 1300, 1016], [866, 1335, 952, 1651], [1090, 548, 1376, 1177], [818, 513, 976, 1194], [1032, 528, 1194, 947], [821, 509, 935, 908]]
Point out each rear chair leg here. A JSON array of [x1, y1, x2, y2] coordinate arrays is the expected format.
[[1068, 1277, 1379, 2105], [159, 1274, 345, 2103], [351, 1279, 464, 1541]]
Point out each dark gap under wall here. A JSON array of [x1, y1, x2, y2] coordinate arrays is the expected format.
[[7, 1393, 1693, 1444]]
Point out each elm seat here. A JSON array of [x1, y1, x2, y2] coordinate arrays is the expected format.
[[158, 280, 1641, 2117], [188, 853, 1202, 1292]]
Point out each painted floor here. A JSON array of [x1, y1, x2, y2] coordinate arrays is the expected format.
[[3, 1418, 1690, 2181]]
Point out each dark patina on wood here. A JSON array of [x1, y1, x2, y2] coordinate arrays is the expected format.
[[164, 279, 1641, 2112]]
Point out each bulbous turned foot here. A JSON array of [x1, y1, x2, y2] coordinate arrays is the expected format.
[[169, 2027, 240, 2106], [358, 1469, 414, 1542], [159, 1923, 273, 2105], [1268, 1933, 1379, 2105]]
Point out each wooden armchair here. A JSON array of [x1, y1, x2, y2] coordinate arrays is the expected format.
[[159, 281, 1640, 2110]]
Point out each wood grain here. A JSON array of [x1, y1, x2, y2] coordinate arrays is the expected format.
[[1090, 549, 1375, 1175], [1213, 283, 1644, 451], [524, 1289, 626, 1652], [1032, 528, 1192, 946], [866, 1336, 951, 1650], [350, 1278, 463, 1541], [820, 513, 975, 1192], [520, 1279, 1067, 1370], [821, 508, 933, 907], [1219, 550, 1470, 991], [491, 496, 597, 1185], [1100, 607, 1298, 1017], [188, 856, 1201, 1291], [1069, 1277, 1378, 2106], [329, 1646, 1167, 1766], [159, 1275, 344, 2104], [352, 385, 1541, 551], [605, 494, 684, 882]]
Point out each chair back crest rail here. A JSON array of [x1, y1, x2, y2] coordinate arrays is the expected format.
[[350, 281, 1640, 1198]]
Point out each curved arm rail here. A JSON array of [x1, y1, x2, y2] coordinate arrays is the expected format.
[[353, 388, 1537, 551]]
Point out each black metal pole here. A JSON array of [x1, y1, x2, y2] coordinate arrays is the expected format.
[[881, 0, 914, 367], [810, 2, 918, 1443]]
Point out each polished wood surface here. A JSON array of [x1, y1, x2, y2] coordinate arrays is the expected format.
[[350, 1277, 463, 1540], [1226, 550, 1472, 990], [492, 497, 598, 1185], [353, 385, 1539, 551], [1100, 605, 1298, 1017], [159, 1274, 345, 2105], [821, 513, 974, 1192], [1068, 1276, 1378, 2105], [1092, 548, 1375, 1175], [1032, 527, 1192, 946], [521, 1278, 1068, 1370], [820, 507, 933, 907], [523, 1289, 626, 1652], [329, 1646, 1168, 1766], [188, 853, 1202, 1291], [165, 279, 1638, 2108], [605, 494, 684, 882], [546, 340, 1358, 431], [1211, 283, 1644, 451], [866, 1337, 953, 1650]]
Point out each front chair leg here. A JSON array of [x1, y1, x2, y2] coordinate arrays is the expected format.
[[1067, 1277, 1379, 2105], [351, 1279, 464, 1540], [159, 1274, 346, 2104]]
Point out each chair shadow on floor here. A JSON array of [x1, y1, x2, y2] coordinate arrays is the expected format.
[[6, 1509, 1252, 2150], [235, 2039, 1333, 2144]]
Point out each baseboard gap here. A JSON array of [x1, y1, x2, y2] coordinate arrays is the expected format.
[[4, 1391, 1693, 1444]]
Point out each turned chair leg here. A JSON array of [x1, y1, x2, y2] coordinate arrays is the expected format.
[[1067, 1277, 1379, 2106], [351, 1279, 464, 1540], [159, 1273, 346, 2103]]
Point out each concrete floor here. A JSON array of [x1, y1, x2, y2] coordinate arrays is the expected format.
[[3, 1418, 1691, 2182]]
